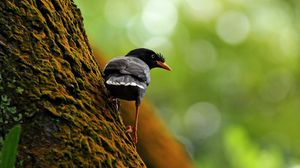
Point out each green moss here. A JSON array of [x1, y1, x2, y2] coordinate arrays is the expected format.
[[5, 1, 20, 13], [61, 113, 75, 123], [0, 95, 17, 115], [43, 101, 61, 117], [16, 87, 24, 94], [107, 157, 113, 167], [101, 139, 115, 153], [80, 136, 92, 153], [76, 77, 85, 89]]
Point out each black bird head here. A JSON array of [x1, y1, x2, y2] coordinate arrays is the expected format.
[[125, 48, 172, 70]]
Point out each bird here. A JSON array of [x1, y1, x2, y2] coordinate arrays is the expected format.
[[103, 48, 171, 143]]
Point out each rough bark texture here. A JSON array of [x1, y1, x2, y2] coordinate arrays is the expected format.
[[0, 0, 145, 167], [95, 52, 193, 168]]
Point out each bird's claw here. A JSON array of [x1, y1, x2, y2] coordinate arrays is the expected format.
[[126, 125, 133, 133], [126, 125, 138, 144]]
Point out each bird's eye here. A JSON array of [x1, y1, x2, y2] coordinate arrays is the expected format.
[[151, 54, 155, 59]]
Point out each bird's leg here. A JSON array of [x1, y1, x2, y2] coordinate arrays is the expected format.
[[133, 101, 140, 144], [125, 101, 140, 144]]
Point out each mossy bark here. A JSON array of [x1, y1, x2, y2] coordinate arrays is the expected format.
[[0, 0, 145, 167]]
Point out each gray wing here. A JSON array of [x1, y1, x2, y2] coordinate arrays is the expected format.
[[103, 57, 150, 85]]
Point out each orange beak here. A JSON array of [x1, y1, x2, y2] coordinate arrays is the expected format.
[[156, 61, 172, 71]]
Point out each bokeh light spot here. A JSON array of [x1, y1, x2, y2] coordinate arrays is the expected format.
[[185, 40, 217, 72], [290, 165, 300, 168], [126, 17, 150, 46], [144, 36, 173, 50], [278, 27, 300, 59], [216, 11, 250, 45], [142, 0, 178, 35], [251, 2, 291, 34], [184, 0, 222, 22], [260, 69, 294, 103], [104, 0, 136, 27], [184, 102, 221, 140]]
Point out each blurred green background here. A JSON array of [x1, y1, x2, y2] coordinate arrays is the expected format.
[[74, 0, 300, 167]]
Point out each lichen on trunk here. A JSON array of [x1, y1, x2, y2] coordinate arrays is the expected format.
[[0, 0, 145, 167]]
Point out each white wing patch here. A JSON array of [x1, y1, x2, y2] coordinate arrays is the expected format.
[[106, 79, 145, 89]]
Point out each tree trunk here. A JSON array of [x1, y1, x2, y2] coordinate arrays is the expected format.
[[0, 0, 145, 167]]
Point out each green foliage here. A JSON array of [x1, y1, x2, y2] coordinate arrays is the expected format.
[[0, 124, 21, 168], [1, 96, 17, 115], [0, 95, 21, 125], [224, 126, 283, 168]]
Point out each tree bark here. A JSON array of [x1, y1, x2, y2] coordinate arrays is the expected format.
[[0, 0, 145, 167]]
